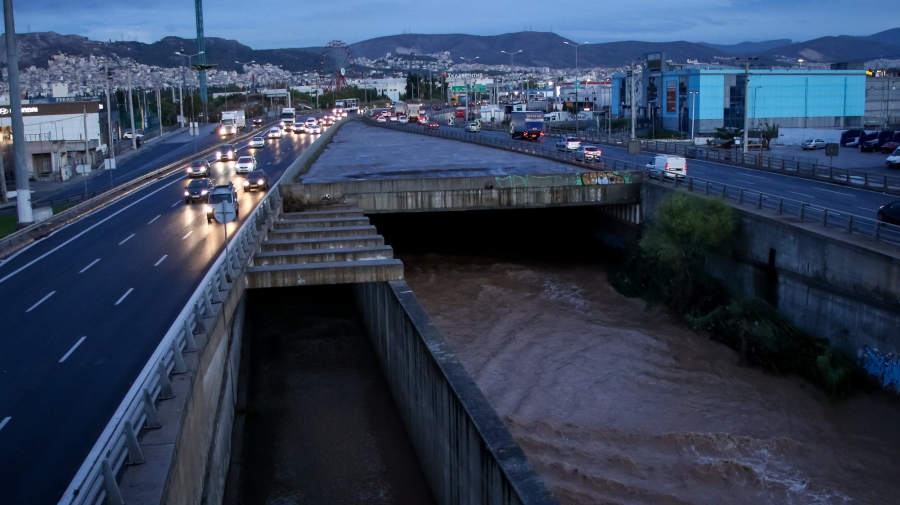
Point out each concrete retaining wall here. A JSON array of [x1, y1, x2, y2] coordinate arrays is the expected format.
[[353, 280, 557, 505], [641, 183, 900, 356]]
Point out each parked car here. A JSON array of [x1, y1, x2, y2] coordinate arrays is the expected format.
[[427, 121, 440, 130], [205, 183, 239, 223], [800, 139, 827, 150], [186, 159, 211, 177], [860, 139, 880, 153], [465, 122, 480, 133], [878, 201, 900, 225], [574, 145, 602, 162], [248, 136, 265, 148], [242, 170, 270, 192], [556, 137, 581, 151], [267, 126, 282, 139], [184, 178, 214, 203], [646, 155, 687, 179], [215, 143, 237, 161], [236, 155, 257, 174], [880, 141, 899, 154], [121, 130, 145, 140], [887, 148, 900, 169]]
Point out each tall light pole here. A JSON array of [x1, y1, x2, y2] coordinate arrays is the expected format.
[[176, 50, 204, 123], [460, 56, 479, 122], [736, 57, 758, 154], [629, 62, 637, 140], [688, 90, 698, 141], [126, 68, 137, 150], [564, 41, 588, 137], [4, 0, 32, 225], [231, 60, 255, 112], [501, 49, 522, 100]]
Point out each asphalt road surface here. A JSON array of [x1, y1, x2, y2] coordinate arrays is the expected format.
[[0, 125, 321, 505]]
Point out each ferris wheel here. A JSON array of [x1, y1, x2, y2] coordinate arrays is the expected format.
[[322, 40, 352, 90]]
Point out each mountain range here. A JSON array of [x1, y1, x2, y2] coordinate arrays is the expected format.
[[1, 27, 899, 73]]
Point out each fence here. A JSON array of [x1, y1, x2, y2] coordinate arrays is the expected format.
[[57, 116, 346, 505]]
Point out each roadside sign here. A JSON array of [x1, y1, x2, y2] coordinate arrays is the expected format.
[[575, 81, 581, 89], [474, 85, 487, 92], [213, 201, 236, 224], [451, 86, 466, 92], [627, 140, 641, 156], [190, 122, 199, 136], [825, 143, 839, 156]]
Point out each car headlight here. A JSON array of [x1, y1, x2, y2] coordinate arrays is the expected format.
[[215, 151, 221, 157], [205, 205, 213, 212], [243, 180, 250, 186], [201, 189, 208, 195], [257, 179, 265, 185], [187, 168, 193, 173], [184, 190, 189, 196]]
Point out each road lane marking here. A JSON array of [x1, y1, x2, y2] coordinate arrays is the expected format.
[[148, 215, 161, 224], [733, 173, 768, 179], [59, 336, 87, 363], [0, 417, 9, 431], [791, 192, 815, 199], [115, 288, 134, 306], [734, 179, 755, 185], [26, 291, 56, 313], [118, 233, 135, 245], [154, 255, 168, 266], [79, 258, 101, 274], [171, 201, 181, 207], [814, 187, 855, 197], [858, 207, 876, 212], [0, 176, 185, 286], [182, 231, 193, 240]]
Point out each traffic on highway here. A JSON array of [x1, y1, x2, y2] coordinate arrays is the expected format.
[[0, 117, 329, 504]]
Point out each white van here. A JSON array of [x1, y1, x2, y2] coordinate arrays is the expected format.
[[646, 155, 687, 178]]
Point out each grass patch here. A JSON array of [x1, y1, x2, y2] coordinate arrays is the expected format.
[[0, 214, 16, 239], [52, 201, 80, 213]]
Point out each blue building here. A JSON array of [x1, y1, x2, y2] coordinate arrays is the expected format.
[[611, 66, 866, 134]]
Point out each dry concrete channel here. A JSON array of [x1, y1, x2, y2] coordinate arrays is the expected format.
[[126, 119, 900, 505]]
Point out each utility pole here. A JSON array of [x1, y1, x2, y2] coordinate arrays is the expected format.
[[127, 69, 137, 150], [4, 0, 32, 225], [179, 50, 185, 127], [737, 57, 757, 154], [689, 90, 698, 141], [157, 87, 162, 132], [630, 63, 637, 140], [82, 104, 90, 195], [104, 61, 116, 160]]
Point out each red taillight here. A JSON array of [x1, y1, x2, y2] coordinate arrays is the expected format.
[[684, 162, 688, 171], [665, 163, 669, 170]]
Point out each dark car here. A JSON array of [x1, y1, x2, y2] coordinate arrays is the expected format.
[[880, 141, 899, 154], [216, 143, 237, 161], [426, 122, 439, 130], [206, 183, 239, 223], [432, 105, 442, 111], [242, 169, 269, 191], [878, 201, 900, 225], [184, 178, 214, 203], [187, 159, 211, 177], [252, 117, 263, 127], [860, 140, 880, 153]]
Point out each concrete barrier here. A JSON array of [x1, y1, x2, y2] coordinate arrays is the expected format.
[[353, 280, 557, 505]]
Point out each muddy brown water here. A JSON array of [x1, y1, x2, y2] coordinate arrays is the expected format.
[[397, 247, 900, 505]]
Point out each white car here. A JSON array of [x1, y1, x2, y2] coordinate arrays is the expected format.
[[376, 116, 387, 123], [556, 137, 581, 151], [248, 136, 265, 148], [465, 122, 480, 133], [304, 117, 318, 128], [236, 155, 257, 174], [646, 155, 687, 178], [309, 124, 322, 134], [267, 127, 282, 139], [887, 148, 900, 169], [800, 139, 827, 150], [122, 130, 145, 140], [574, 145, 602, 162]]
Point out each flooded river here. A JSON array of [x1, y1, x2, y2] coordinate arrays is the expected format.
[[383, 207, 900, 505]]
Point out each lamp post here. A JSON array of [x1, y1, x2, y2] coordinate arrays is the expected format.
[[564, 41, 588, 137], [501, 50, 522, 101], [688, 90, 699, 141], [460, 56, 479, 122], [233, 60, 255, 112], [736, 57, 758, 154], [176, 50, 204, 125]]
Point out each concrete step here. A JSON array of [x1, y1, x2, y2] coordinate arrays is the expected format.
[[272, 217, 370, 230], [267, 225, 377, 240], [247, 259, 404, 288], [281, 209, 365, 220], [260, 236, 385, 252], [252, 246, 394, 266]]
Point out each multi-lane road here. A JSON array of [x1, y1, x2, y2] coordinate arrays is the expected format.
[[0, 124, 319, 504]]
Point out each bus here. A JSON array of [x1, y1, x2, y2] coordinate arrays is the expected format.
[[334, 98, 359, 114]]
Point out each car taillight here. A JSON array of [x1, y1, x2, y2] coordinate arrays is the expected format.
[[665, 163, 669, 170], [684, 162, 688, 171]]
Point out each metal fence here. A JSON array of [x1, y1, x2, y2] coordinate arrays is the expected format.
[[57, 117, 345, 505]]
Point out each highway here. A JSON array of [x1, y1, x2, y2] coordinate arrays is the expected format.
[[0, 124, 320, 505]]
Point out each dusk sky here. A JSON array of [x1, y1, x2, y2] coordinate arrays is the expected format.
[[14, 0, 898, 49]]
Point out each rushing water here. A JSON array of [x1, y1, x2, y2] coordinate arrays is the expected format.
[[367, 208, 900, 505], [232, 286, 435, 505]]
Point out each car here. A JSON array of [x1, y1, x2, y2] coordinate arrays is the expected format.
[[417, 116, 428, 125], [574, 145, 602, 162], [432, 105, 442, 111], [267, 127, 282, 139], [376, 115, 387, 123], [322, 116, 335, 126], [206, 183, 239, 223], [248, 136, 265, 148], [427, 122, 439, 130], [309, 124, 322, 134], [242, 170, 270, 192], [215, 143, 237, 161], [186, 159, 211, 177], [252, 117, 263, 127], [388, 115, 398, 122], [294, 123, 308, 134], [397, 114, 408, 122], [465, 122, 480, 133], [878, 201, 900, 225], [800, 139, 827, 150], [556, 137, 581, 151], [887, 148, 900, 169], [860, 139, 880, 153], [121, 130, 145, 140], [236, 155, 257, 174], [304, 117, 318, 128], [184, 178, 214, 203], [880, 141, 899, 154], [646, 155, 687, 178]]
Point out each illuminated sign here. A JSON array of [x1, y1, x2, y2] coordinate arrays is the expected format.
[[0, 106, 39, 115], [666, 81, 676, 114]]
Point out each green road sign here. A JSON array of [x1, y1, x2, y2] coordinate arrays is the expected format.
[[451, 86, 466, 92], [474, 85, 487, 92], [575, 81, 581, 89]]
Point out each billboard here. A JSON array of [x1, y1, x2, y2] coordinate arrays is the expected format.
[[666, 81, 676, 114], [644, 52, 663, 72]]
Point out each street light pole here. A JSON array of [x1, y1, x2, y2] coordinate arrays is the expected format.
[[736, 57, 757, 154], [459, 56, 479, 122], [4, 0, 33, 225], [564, 41, 588, 137], [689, 90, 698, 141], [176, 50, 204, 124], [630, 63, 637, 140]]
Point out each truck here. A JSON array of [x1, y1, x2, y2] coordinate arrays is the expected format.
[[392, 102, 408, 116], [509, 111, 544, 140], [219, 110, 246, 136], [407, 103, 421, 121], [279, 107, 297, 131], [544, 111, 575, 122]]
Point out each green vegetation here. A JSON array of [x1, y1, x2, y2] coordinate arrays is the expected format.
[[610, 193, 859, 398], [0, 213, 15, 239]]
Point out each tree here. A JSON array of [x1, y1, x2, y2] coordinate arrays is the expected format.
[[760, 122, 779, 150]]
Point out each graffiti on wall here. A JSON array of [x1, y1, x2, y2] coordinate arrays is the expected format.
[[492, 174, 580, 188], [859, 346, 900, 392], [577, 172, 631, 185]]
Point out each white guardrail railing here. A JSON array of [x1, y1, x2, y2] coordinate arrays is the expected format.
[[57, 116, 351, 505]]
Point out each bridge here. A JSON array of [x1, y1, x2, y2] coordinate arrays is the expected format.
[[1, 113, 898, 505]]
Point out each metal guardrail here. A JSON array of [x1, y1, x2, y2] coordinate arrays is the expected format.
[[366, 116, 900, 248], [543, 128, 900, 196], [0, 124, 269, 260], [57, 117, 346, 505]]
